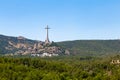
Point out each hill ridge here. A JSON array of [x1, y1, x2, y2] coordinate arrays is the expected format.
[[0, 34, 66, 56], [0, 34, 120, 56]]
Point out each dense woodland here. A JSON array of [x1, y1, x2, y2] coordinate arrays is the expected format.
[[1, 35, 120, 79], [58, 40, 120, 56], [0, 55, 120, 80]]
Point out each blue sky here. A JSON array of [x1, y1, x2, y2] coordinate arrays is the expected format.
[[0, 0, 120, 42]]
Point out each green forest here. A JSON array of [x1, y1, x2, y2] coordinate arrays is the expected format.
[[58, 40, 120, 56], [0, 55, 120, 80]]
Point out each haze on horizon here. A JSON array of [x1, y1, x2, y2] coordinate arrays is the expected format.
[[0, 0, 120, 42]]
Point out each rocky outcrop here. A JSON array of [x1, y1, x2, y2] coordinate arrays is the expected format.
[[14, 42, 65, 55], [0, 35, 70, 56]]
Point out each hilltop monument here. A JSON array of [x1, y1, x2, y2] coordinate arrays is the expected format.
[[45, 25, 50, 44], [0, 25, 69, 56]]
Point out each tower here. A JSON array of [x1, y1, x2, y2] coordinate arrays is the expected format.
[[45, 25, 50, 44]]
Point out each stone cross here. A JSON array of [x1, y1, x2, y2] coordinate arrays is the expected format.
[[45, 25, 50, 44]]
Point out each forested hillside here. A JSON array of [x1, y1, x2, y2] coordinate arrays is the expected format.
[[0, 55, 120, 80], [0, 35, 37, 54], [58, 40, 120, 56], [1, 34, 120, 56]]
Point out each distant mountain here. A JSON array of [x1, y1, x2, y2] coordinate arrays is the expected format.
[[57, 40, 120, 56], [0, 34, 120, 56], [0, 35, 37, 54], [0, 35, 65, 56]]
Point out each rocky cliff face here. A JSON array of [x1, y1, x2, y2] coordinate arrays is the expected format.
[[0, 35, 69, 56], [13, 41, 66, 55]]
